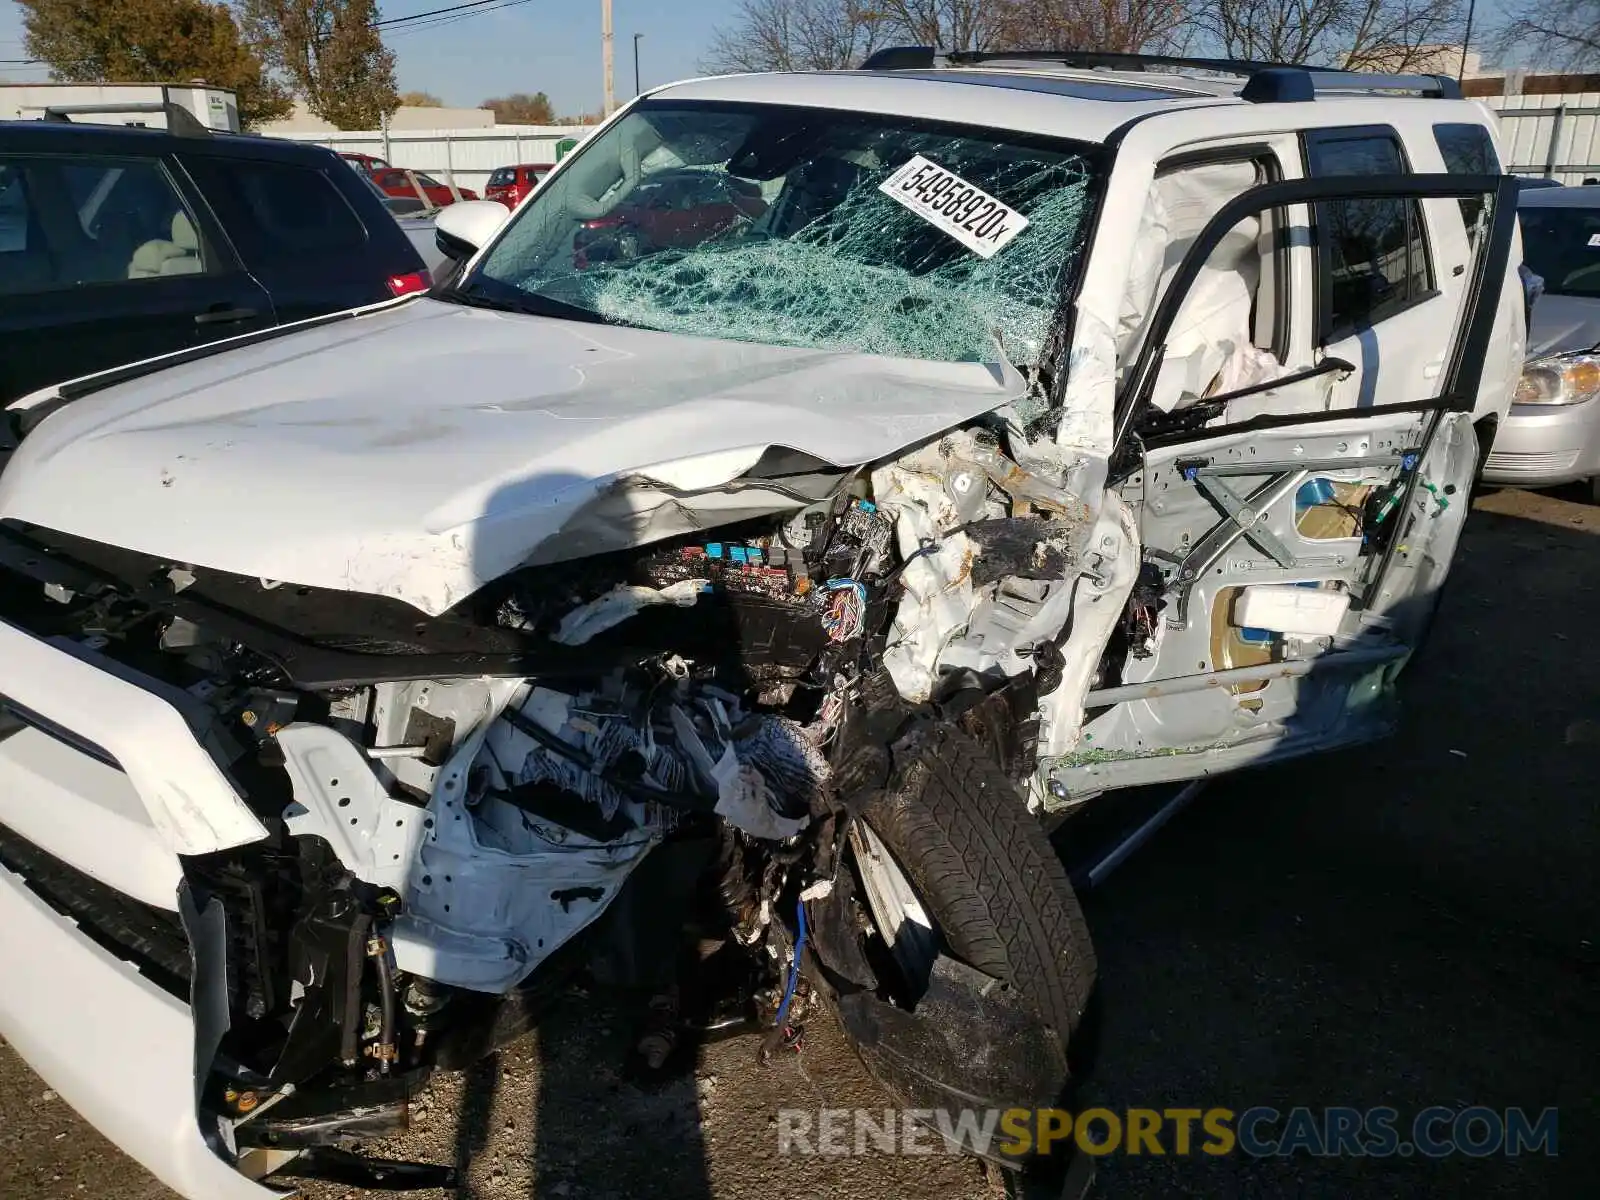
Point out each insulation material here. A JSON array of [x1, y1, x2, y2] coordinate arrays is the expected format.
[[1295, 480, 1372, 540], [571, 156, 1095, 365], [553, 578, 708, 645], [872, 462, 976, 702], [496, 683, 826, 835]]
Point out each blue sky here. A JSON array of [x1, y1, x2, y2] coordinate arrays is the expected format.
[[0, 2, 1522, 117], [0, 1, 733, 116]]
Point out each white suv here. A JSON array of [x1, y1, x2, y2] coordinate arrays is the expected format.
[[0, 50, 1523, 1195]]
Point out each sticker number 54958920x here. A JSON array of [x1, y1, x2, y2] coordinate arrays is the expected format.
[[878, 154, 1030, 259]]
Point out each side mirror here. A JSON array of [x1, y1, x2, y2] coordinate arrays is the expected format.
[[433, 199, 511, 262]]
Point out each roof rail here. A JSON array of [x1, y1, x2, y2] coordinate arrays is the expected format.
[[858, 46, 1463, 102], [39, 101, 213, 138]]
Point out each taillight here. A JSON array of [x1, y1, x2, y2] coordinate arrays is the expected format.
[[386, 270, 431, 297]]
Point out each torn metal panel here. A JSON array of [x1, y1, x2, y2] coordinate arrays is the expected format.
[[875, 429, 1095, 702], [278, 724, 429, 893]]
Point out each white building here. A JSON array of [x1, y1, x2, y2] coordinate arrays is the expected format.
[[0, 82, 239, 131], [259, 100, 496, 134]]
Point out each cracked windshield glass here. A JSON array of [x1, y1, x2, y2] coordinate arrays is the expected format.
[[466, 102, 1103, 364]]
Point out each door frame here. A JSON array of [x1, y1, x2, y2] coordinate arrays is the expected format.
[[1043, 172, 1519, 796], [1113, 172, 1519, 450]]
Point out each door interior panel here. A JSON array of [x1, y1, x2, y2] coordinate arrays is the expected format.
[[1057, 410, 1476, 793], [1050, 171, 1516, 797]]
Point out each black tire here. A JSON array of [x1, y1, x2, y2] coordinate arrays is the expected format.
[[854, 726, 1096, 1055]]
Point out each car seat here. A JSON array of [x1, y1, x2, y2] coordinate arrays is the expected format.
[[128, 211, 203, 278]]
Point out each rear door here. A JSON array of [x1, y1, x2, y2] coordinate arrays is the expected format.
[[1303, 129, 1468, 412], [1050, 173, 1517, 797], [0, 151, 272, 403], [181, 153, 412, 321]]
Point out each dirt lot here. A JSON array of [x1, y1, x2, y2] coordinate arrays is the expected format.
[[2, 486, 1595, 1200]]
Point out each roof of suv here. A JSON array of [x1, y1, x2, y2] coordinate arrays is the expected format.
[[0, 119, 347, 166], [653, 61, 1478, 144]]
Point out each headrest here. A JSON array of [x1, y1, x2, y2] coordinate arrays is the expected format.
[[171, 210, 198, 251]]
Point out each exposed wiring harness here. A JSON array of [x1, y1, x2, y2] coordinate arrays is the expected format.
[[773, 898, 808, 1028], [822, 578, 867, 642]]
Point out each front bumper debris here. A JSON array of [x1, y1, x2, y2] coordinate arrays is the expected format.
[[0, 858, 278, 1199]]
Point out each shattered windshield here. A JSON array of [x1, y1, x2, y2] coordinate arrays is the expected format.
[[467, 101, 1103, 364]]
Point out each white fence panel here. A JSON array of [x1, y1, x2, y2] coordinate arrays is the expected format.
[[1489, 94, 1600, 183]]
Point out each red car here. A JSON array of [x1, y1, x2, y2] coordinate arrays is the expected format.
[[484, 163, 552, 209], [574, 169, 767, 266], [370, 167, 478, 208], [339, 151, 391, 176]]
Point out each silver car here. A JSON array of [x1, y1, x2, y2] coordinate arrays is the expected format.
[[1485, 185, 1600, 496]]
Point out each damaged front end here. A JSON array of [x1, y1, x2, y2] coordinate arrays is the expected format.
[[0, 409, 1106, 1185]]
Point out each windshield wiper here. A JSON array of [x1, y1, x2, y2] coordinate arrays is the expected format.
[[444, 278, 608, 325]]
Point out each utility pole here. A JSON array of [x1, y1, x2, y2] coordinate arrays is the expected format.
[[633, 33, 642, 96], [1458, 0, 1478, 82], [601, 0, 616, 117]]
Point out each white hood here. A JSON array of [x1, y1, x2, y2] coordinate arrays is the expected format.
[[0, 299, 1023, 614]]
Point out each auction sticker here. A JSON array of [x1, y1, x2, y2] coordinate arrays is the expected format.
[[879, 154, 1029, 258]]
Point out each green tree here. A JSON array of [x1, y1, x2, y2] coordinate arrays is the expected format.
[[240, 0, 399, 130], [18, 0, 292, 128], [481, 91, 555, 124]]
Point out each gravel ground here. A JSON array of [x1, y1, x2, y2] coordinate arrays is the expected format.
[[2, 485, 1596, 1200]]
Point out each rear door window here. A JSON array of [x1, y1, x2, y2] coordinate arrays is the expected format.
[[1305, 130, 1434, 338], [187, 158, 368, 268], [0, 155, 211, 294], [1433, 123, 1501, 241]]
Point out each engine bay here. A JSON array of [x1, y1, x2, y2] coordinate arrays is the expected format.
[[0, 415, 1104, 1160]]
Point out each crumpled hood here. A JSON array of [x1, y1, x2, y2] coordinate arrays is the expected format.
[[0, 299, 1023, 614], [1528, 292, 1600, 358]]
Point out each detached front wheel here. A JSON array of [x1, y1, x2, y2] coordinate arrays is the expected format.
[[813, 727, 1096, 1162]]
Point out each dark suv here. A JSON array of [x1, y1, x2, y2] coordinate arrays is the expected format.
[[0, 117, 429, 403]]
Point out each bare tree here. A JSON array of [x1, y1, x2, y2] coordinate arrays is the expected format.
[[703, 0, 1191, 71], [702, 0, 892, 72], [1194, 0, 1464, 69], [1493, 0, 1600, 71], [993, 0, 1190, 54], [876, 0, 1004, 52]]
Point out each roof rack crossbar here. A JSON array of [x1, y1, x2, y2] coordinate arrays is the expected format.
[[858, 46, 1463, 101], [39, 101, 213, 138]]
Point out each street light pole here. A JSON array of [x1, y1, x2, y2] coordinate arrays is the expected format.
[[633, 33, 642, 96], [601, 0, 615, 116], [1459, 0, 1478, 82]]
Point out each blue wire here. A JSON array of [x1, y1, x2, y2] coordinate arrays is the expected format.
[[773, 898, 808, 1028]]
